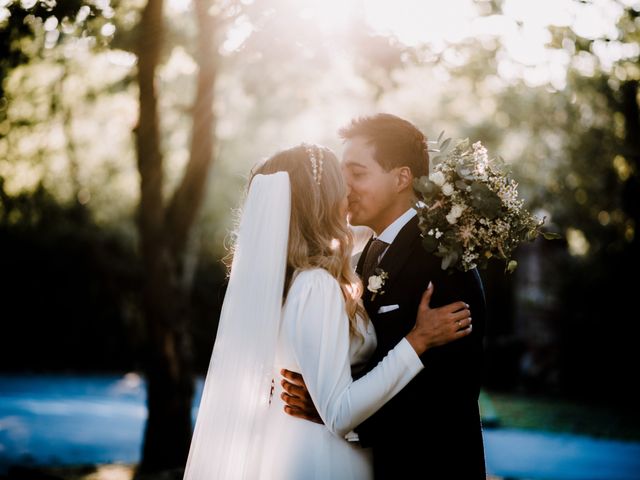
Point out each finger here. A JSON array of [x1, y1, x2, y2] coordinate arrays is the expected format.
[[418, 282, 434, 311], [283, 405, 311, 419], [455, 324, 473, 338], [450, 308, 471, 322], [284, 406, 324, 425], [282, 392, 315, 410], [455, 317, 472, 331], [281, 379, 306, 398], [280, 369, 305, 385], [442, 301, 469, 314], [281, 392, 306, 409]]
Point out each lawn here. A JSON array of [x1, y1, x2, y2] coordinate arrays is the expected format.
[[481, 390, 640, 441]]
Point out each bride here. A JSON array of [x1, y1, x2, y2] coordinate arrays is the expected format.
[[183, 143, 472, 479]]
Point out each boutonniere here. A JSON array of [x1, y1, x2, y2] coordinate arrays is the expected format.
[[367, 268, 388, 301]]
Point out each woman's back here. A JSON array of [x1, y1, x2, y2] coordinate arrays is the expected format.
[[259, 268, 422, 480], [260, 268, 374, 479]]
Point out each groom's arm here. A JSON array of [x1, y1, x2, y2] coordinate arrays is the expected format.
[[421, 267, 486, 400]]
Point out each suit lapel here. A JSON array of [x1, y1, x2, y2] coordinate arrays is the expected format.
[[356, 235, 374, 277], [362, 215, 421, 310], [376, 215, 421, 290]]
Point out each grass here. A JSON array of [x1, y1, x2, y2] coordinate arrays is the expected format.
[[4, 391, 637, 480], [1, 465, 135, 480], [1, 465, 185, 480], [481, 390, 640, 441], [2, 465, 506, 480]]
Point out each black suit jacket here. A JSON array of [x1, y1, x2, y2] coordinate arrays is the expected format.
[[356, 215, 487, 479]]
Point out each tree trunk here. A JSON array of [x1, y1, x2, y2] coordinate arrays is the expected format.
[[133, 0, 218, 474], [620, 80, 639, 254], [134, 0, 192, 473], [165, 0, 218, 262]]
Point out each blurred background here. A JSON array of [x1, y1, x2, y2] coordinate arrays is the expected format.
[[1, 0, 639, 479]]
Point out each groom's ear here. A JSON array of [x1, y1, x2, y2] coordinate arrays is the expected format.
[[395, 166, 413, 192]]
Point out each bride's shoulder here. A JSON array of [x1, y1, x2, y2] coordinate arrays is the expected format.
[[285, 268, 345, 319], [288, 267, 340, 295]]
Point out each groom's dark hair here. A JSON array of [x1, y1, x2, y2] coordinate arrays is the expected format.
[[338, 113, 429, 179]]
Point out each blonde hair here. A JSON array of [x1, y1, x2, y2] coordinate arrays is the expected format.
[[245, 144, 366, 335]]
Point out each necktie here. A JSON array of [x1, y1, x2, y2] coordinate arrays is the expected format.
[[362, 238, 389, 281]]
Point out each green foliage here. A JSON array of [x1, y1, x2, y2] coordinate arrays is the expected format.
[[0, 1, 120, 118], [487, 390, 640, 441], [468, 182, 501, 219], [0, 177, 141, 370]]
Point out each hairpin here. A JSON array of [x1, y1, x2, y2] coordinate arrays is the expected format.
[[303, 143, 324, 185]]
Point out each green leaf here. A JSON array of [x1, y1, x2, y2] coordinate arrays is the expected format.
[[542, 231, 563, 240], [506, 260, 518, 273], [455, 180, 469, 190], [437, 130, 445, 143], [422, 235, 438, 252], [456, 138, 470, 151], [441, 251, 459, 270], [492, 156, 509, 174], [456, 163, 476, 180], [417, 215, 435, 233], [440, 137, 452, 151], [469, 182, 502, 219], [526, 229, 539, 242], [413, 177, 439, 197]]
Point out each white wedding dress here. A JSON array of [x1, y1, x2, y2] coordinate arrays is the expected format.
[[258, 268, 423, 480], [183, 173, 423, 480]]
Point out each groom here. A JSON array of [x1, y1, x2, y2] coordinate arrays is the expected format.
[[282, 113, 487, 478]]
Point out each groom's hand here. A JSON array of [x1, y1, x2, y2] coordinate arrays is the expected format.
[[280, 369, 324, 425], [406, 282, 472, 356]]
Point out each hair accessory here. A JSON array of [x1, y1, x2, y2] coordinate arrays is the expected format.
[[303, 143, 324, 186]]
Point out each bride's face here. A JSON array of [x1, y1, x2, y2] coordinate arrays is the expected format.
[[339, 189, 349, 222]]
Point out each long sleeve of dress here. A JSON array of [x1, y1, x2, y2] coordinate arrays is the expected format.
[[284, 269, 423, 438]]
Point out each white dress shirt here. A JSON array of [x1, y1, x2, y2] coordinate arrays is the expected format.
[[375, 208, 417, 261]]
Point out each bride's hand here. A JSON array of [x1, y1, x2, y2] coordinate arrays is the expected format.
[[405, 282, 472, 356]]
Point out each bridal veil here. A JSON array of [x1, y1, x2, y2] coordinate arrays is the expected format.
[[183, 172, 291, 479]]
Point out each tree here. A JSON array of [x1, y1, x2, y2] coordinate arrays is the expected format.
[[1, 1, 227, 470], [133, 0, 221, 473], [434, 1, 640, 398]]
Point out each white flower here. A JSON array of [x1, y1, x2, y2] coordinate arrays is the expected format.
[[450, 203, 466, 217], [473, 141, 488, 163], [367, 269, 388, 300], [429, 171, 446, 186], [435, 228, 443, 239], [442, 183, 454, 196], [367, 275, 383, 292], [446, 204, 465, 224]]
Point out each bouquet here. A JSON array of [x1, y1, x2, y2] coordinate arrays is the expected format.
[[414, 134, 559, 272]]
